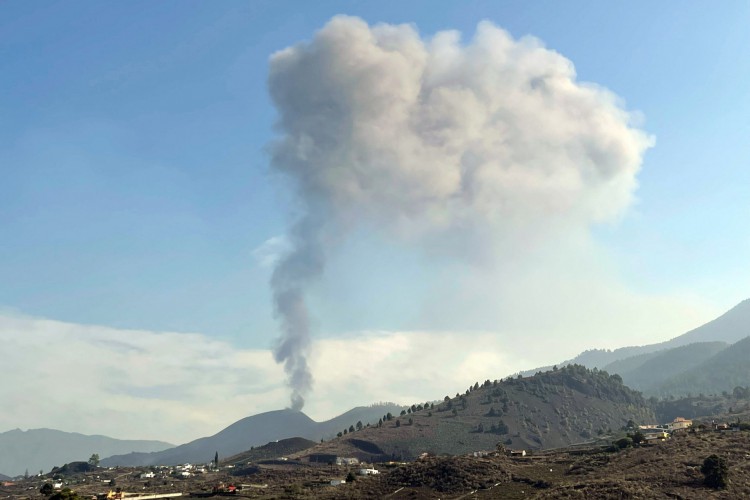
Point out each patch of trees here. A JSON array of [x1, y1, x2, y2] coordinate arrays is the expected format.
[[474, 420, 509, 435], [521, 364, 646, 405]]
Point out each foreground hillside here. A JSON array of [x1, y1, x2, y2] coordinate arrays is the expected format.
[[296, 365, 654, 462], [327, 428, 750, 499], [9, 425, 750, 499]]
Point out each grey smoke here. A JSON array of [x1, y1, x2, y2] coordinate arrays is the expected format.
[[267, 16, 653, 409], [269, 217, 324, 410]]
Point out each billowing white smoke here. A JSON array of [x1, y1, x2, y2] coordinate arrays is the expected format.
[[267, 16, 653, 409]]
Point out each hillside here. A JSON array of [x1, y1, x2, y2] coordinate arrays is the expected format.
[[223, 437, 317, 466], [654, 389, 750, 423], [522, 298, 750, 377], [101, 403, 402, 467], [0, 428, 172, 477], [294, 365, 654, 462], [321, 428, 750, 499], [6, 424, 750, 499], [667, 298, 750, 346], [655, 336, 750, 397], [603, 341, 728, 393]]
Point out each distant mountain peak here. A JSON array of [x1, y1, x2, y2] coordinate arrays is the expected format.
[[100, 403, 405, 467], [0, 428, 173, 477]]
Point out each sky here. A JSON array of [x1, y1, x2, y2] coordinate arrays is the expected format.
[[1, 1, 749, 445]]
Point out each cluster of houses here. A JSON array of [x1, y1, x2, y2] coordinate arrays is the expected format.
[[335, 457, 359, 466], [638, 416, 693, 442], [325, 457, 380, 486], [134, 463, 218, 480]]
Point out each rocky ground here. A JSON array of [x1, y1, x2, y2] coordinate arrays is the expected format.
[[2, 428, 749, 499]]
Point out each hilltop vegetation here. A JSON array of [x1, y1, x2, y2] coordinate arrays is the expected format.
[[296, 365, 654, 462]]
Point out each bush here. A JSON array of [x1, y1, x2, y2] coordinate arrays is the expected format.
[[614, 437, 633, 449], [40, 483, 54, 496], [345, 471, 356, 482], [701, 454, 728, 489]]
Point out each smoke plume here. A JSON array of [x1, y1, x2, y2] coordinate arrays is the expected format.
[[267, 16, 653, 409]]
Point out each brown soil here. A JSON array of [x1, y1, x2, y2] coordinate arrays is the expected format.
[[4, 429, 748, 499]]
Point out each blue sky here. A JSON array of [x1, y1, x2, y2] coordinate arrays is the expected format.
[[2, 0, 750, 443], [2, 1, 749, 351]]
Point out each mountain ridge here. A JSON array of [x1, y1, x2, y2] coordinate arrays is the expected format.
[[101, 403, 403, 467], [522, 298, 750, 376], [0, 428, 173, 477]]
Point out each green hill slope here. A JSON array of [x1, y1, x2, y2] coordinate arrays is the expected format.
[[522, 298, 750, 376], [604, 341, 728, 393], [296, 365, 654, 461], [655, 336, 750, 397]]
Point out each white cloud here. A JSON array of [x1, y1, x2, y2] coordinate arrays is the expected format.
[[0, 313, 286, 444], [0, 299, 718, 445], [251, 235, 292, 269], [0, 313, 552, 444]]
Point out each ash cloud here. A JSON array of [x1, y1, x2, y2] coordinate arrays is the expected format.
[[266, 16, 653, 409]]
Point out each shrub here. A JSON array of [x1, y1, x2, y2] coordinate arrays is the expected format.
[[614, 437, 633, 449], [701, 454, 728, 489], [630, 431, 645, 444]]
